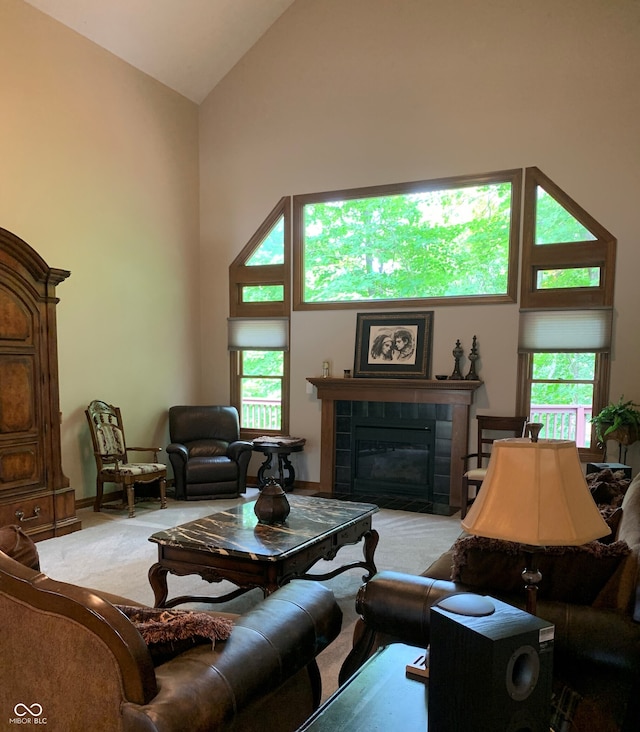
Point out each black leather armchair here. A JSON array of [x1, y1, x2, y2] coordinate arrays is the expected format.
[[167, 406, 253, 500]]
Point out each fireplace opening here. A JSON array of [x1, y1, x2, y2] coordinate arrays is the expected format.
[[351, 418, 436, 502]]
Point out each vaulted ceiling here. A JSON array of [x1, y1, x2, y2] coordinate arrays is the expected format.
[[23, 0, 296, 103]]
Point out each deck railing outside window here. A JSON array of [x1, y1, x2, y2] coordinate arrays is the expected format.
[[530, 405, 592, 447], [242, 399, 281, 430]]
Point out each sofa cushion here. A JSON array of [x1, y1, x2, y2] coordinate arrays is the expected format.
[[116, 605, 233, 665], [450, 535, 630, 605], [0, 525, 40, 570], [186, 455, 237, 483], [618, 472, 640, 549]]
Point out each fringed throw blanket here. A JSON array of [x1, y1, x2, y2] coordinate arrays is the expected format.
[[116, 605, 233, 665]]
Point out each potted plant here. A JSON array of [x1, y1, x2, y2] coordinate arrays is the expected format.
[[591, 396, 640, 448]]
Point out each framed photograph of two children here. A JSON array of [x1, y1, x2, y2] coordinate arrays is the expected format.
[[353, 311, 434, 379]]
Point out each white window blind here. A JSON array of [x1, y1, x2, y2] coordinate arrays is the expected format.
[[518, 308, 613, 352], [227, 318, 289, 350]]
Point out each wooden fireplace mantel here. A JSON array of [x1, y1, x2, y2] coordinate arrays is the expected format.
[[307, 377, 484, 509], [307, 377, 482, 404]]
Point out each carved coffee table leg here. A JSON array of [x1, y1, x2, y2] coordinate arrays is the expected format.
[[362, 528, 380, 581], [148, 562, 170, 607]]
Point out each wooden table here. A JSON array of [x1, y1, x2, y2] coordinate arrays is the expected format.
[[252, 438, 305, 491], [297, 643, 429, 731], [148, 494, 379, 608]]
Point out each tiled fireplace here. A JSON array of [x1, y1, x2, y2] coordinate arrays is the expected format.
[[307, 377, 482, 513], [337, 400, 446, 510]]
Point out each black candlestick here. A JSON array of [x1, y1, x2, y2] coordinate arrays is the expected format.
[[450, 339, 464, 380], [465, 335, 479, 380]]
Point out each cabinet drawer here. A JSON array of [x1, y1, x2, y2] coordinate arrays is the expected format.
[[0, 494, 54, 529]]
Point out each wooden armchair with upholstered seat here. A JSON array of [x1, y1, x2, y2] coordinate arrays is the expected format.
[[460, 414, 528, 518], [86, 399, 167, 518]]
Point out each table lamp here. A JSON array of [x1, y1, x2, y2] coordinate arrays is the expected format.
[[461, 426, 610, 615]]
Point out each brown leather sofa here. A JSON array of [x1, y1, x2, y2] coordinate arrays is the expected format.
[[167, 406, 253, 500], [0, 529, 342, 732], [341, 471, 640, 731]]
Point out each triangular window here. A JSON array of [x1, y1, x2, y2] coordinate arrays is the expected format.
[[229, 198, 290, 317], [521, 167, 615, 308], [245, 216, 285, 266], [535, 187, 596, 245]]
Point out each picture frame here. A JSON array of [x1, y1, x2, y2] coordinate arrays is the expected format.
[[353, 311, 434, 379]]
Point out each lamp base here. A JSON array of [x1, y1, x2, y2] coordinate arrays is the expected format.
[[522, 548, 542, 615]]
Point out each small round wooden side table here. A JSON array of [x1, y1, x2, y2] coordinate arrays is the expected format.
[[252, 437, 306, 492]]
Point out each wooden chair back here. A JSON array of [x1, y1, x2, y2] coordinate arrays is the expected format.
[[472, 414, 529, 468], [85, 399, 166, 517], [86, 399, 128, 470]]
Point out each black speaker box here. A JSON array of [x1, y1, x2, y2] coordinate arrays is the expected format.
[[428, 595, 554, 732]]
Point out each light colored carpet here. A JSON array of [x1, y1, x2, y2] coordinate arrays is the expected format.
[[36, 489, 462, 701]]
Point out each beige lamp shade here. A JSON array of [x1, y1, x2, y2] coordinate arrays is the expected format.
[[461, 438, 610, 546]]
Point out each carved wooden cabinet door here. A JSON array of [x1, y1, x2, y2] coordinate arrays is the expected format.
[[0, 228, 80, 540]]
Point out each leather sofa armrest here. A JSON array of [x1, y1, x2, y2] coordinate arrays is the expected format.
[[354, 570, 460, 645], [340, 571, 460, 681], [166, 443, 188, 461], [227, 440, 254, 461]]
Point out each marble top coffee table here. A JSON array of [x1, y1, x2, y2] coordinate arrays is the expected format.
[[148, 494, 379, 608]]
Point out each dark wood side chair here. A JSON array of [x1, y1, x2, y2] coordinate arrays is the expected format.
[[85, 400, 167, 518], [460, 414, 528, 518]]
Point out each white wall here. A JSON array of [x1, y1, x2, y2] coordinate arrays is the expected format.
[[199, 0, 640, 478], [1, 0, 201, 500]]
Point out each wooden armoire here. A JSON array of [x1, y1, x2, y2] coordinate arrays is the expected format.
[[0, 227, 81, 540]]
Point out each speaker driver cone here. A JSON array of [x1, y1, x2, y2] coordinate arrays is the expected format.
[[506, 645, 540, 701]]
